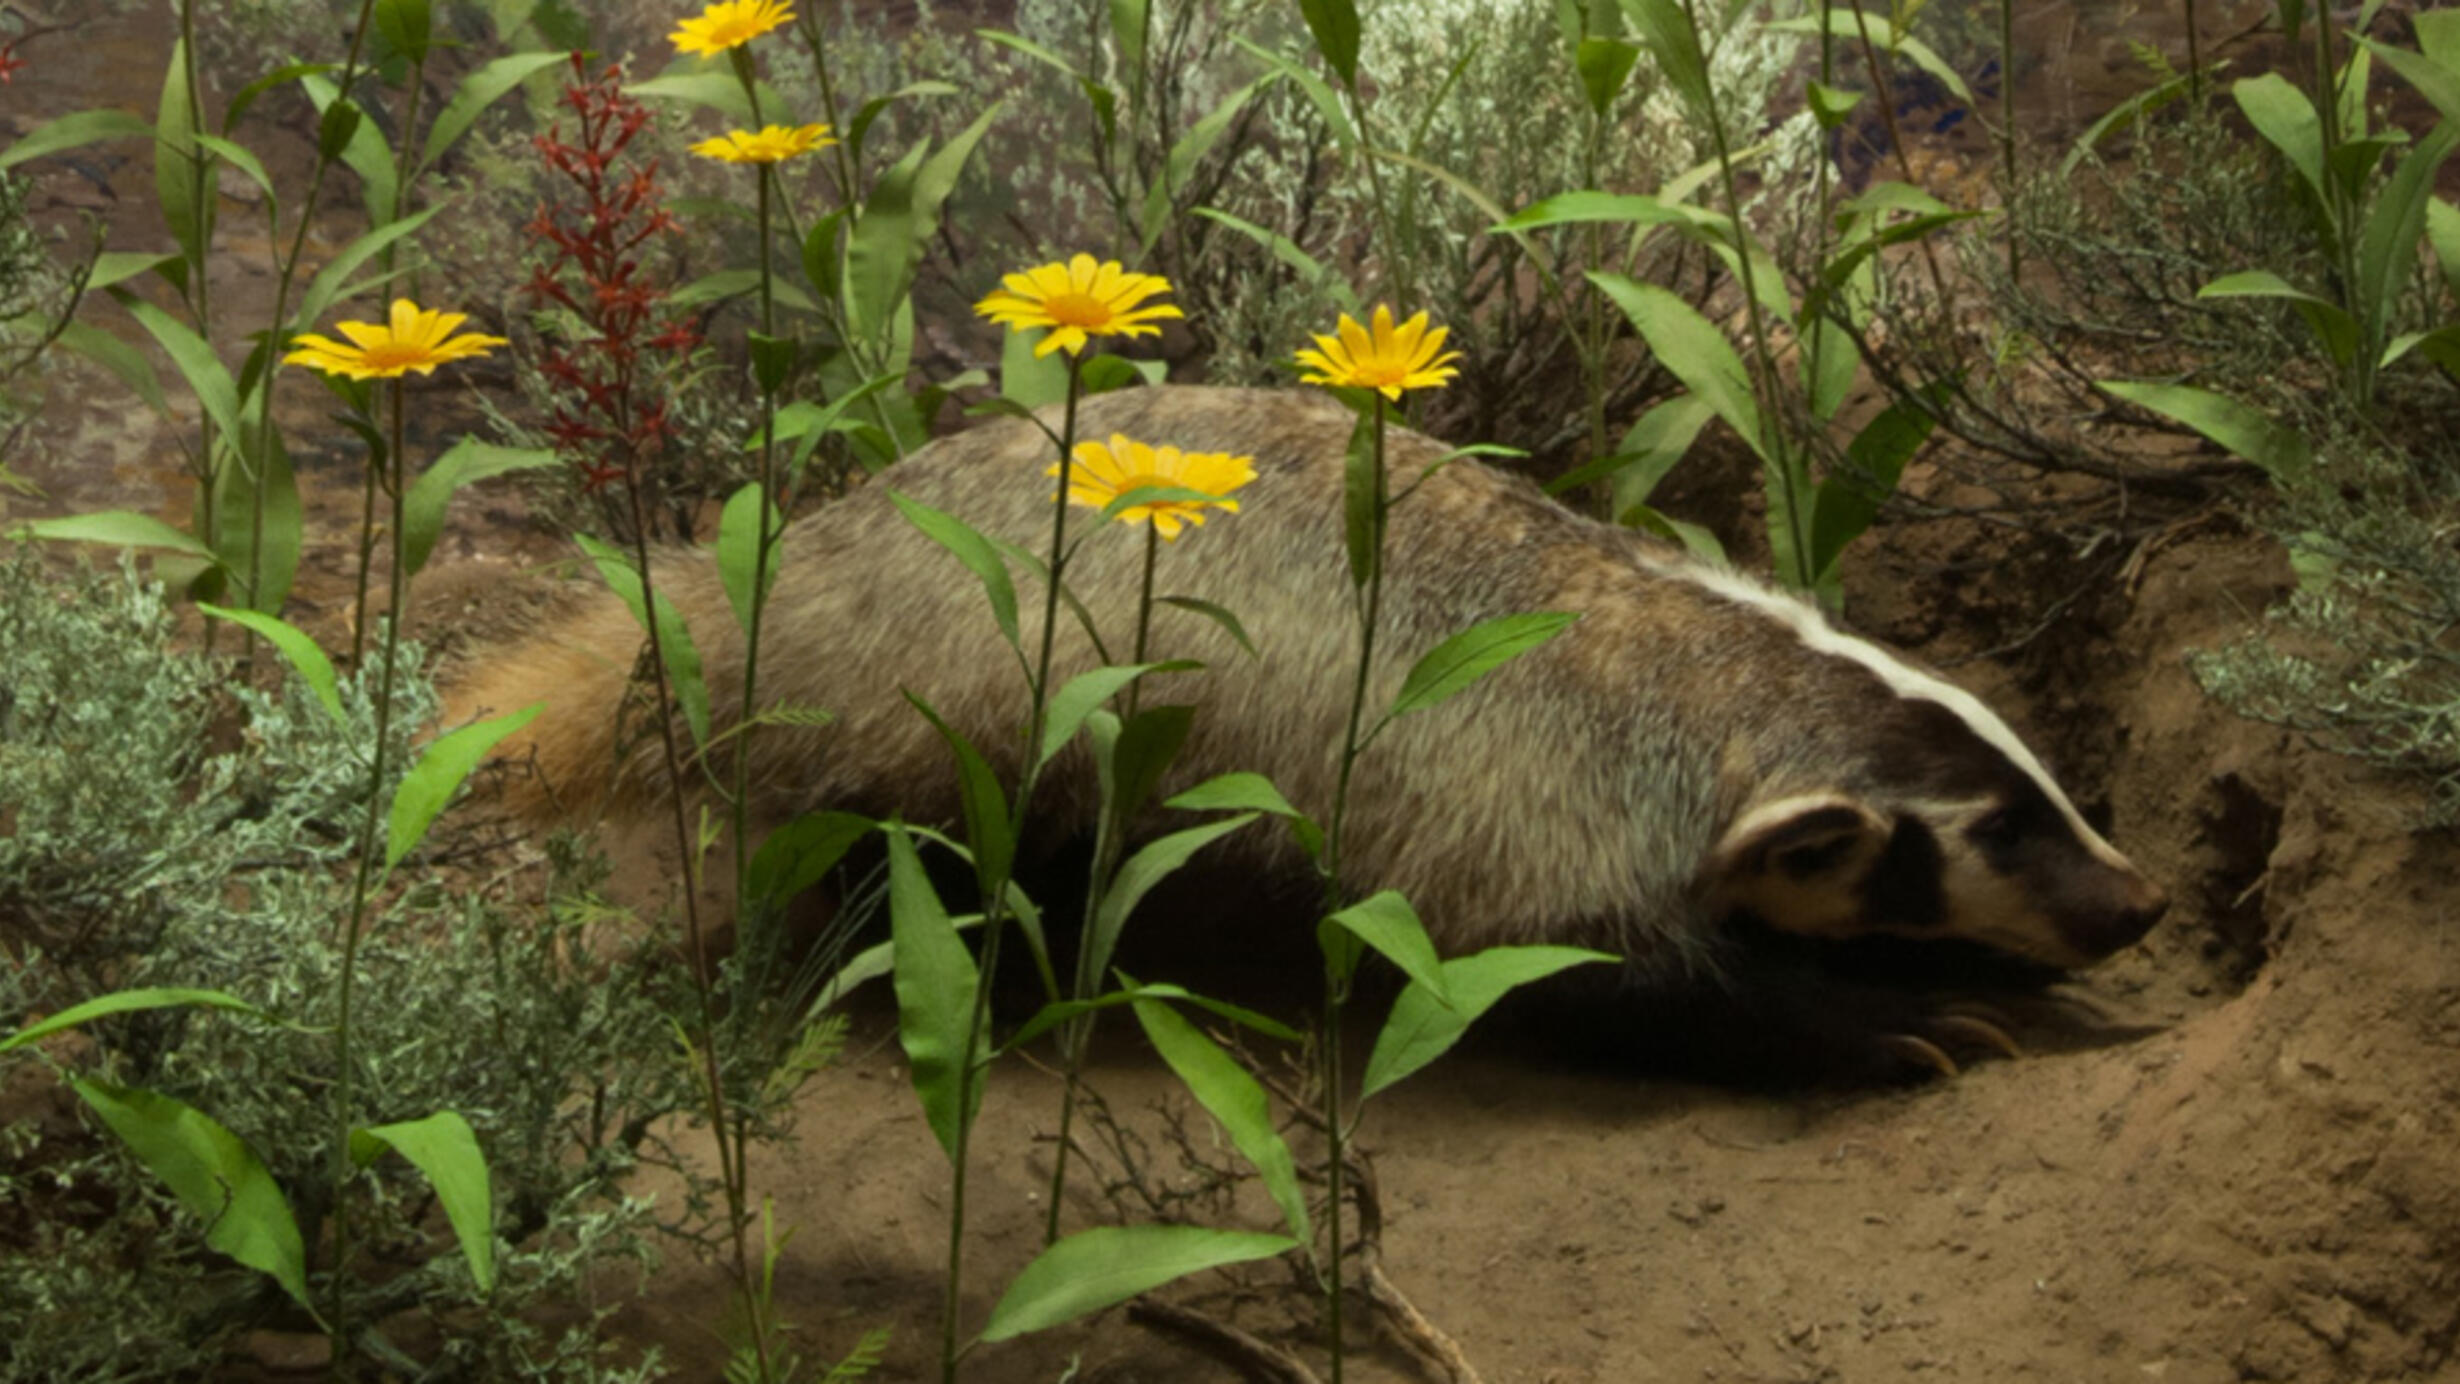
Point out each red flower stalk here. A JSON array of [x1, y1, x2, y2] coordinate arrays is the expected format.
[[525, 54, 702, 537]]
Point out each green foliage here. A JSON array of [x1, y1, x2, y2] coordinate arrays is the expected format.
[[2191, 434, 2460, 824], [0, 553, 678, 1381]]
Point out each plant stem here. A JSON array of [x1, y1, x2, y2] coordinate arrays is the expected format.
[[1318, 394, 1388, 1384], [1998, 0, 2019, 282], [328, 376, 412, 1369], [942, 364, 1085, 1382], [1042, 519, 1162, 1244], [1680, 0, 1812, 589]]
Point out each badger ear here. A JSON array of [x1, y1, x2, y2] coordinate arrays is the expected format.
[[1706, 793, 1891, 888]]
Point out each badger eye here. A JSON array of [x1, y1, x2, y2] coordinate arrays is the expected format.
[[1968, 806, 2018, 847]]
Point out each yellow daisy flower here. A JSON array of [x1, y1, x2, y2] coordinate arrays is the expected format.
[[974, 254, 1182, 358], [672, 0, 793, 56], [282, 299, 507, 381], [689, 123, 837, 164], [1051, 434, 1256, 540], [1294, 305, 1463, 400]]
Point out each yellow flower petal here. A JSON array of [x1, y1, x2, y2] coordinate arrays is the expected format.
[[974, 255, 1180, 356], [282, 298, 506, 381], [1294, 304, 1461, 397], [1045, 433, 1257, 540], [672, 0, 794, 56]]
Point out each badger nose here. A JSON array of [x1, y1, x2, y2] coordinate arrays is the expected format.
[[2111, 879, 2169, 948]]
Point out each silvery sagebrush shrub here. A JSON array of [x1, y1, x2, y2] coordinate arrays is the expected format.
[[0, 551, 679, 1382], [2190, 430, 2460, 826]]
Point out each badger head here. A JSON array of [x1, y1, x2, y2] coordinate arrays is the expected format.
[[1696, 644, 2167, 971]]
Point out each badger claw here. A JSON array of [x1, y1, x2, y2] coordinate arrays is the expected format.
[[1928, 1013, 2023, 1061], [1877, 1033, 1960, 1079]]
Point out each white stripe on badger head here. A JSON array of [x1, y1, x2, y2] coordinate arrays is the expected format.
[[1634, 552, 2135, 869]]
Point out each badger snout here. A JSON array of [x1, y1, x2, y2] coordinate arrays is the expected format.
[[2058, 869, 2169, 962]]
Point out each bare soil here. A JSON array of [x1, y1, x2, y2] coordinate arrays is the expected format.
[[8, 3, 2458, 1381]]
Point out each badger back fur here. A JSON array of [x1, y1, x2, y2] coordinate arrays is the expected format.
[[452, 385, 2166, 976]]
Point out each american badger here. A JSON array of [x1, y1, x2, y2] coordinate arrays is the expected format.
[[455, 385, 2166, 977]]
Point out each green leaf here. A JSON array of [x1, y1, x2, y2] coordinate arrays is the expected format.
[[1809, 389, 1937, 582], [888, 490, 1021, 650], [2428, 197, 2460, 302], [1619, 0, 1712, 114], [2100, 380, 2313, 480], [71, 1080, 311, 1309], [1140, 76, 1271, 251], [422, 51, 566, 173], [198, 604, 343, 725], [746, 811, 874, 910], [1008, 982, 1301, 1050], [1806, 78, 1864, 130], [1166, 771, 1301, 818], [195, 133, 277, 213], [1588, 272, 1764, 459], [57, 322, 172, 417], [223, 61, 335, 134], [1109, 704, 1194, 835], [1155, 594, 1257, 658], [1041, 662, 1190, 769], [715, 483, 784, 637], [301, 75, 396, 225], [12, 510, 216, 562], [2061, 67, 2200, 176], [2231, 72, 2326, 204], [349, 1110, 493, 1291], [375, 0, 434, 61], [388, 705, 543, 871], [1617, 503, 1727, 562], [1576, 36, 1642, 116], [401, 438, 557, 579], [1086, 816, 1256, 993], [999, 322, 1071, 410], [1762, 10, 1973, 104], [978, 1225, 1297, 1342], [293, 206, 444, 333], [203, 416, 303, 613], [2365, 33, 2460, 125], [884, 824, 985, 1162], [1131, 998, 1309, 1240], [1542, 393, 1713, 519], [2357, 122, 2460, 340], [2199, 267, 2361, 366], [1234, 39, 1356, 148], [624, 71, 785, 126], [1389, 612, 1579, 721], [1360, 946, 1617, 1099], [1322, 891, 1451, 1006], [1296, 0, 1362, 84], [1495, 189, 1685, 233], [108, 289, 243, 448], [0, 108, 155, 171], [2, 988, 266, 1055], [575, 533, 712, 747], [906, 691, 1016, 896], [1190, 207, 1359, 313], [156, 39, 207, 267], [87, 250, 177, 292]]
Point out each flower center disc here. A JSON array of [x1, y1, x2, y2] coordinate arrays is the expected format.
[[1042, 291, 1113, 328], [362, 344, 429, 372]]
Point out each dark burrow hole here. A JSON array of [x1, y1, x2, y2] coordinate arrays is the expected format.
[[2199, 772, 2282, 984]]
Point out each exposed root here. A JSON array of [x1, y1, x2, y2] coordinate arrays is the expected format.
[[1127, 1298, 1323, 1384]]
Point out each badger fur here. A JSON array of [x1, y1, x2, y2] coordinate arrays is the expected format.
[[453, 385, 2167, 978]]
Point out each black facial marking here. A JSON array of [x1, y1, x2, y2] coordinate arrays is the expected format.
[[1862, 816, 1945, 930]]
